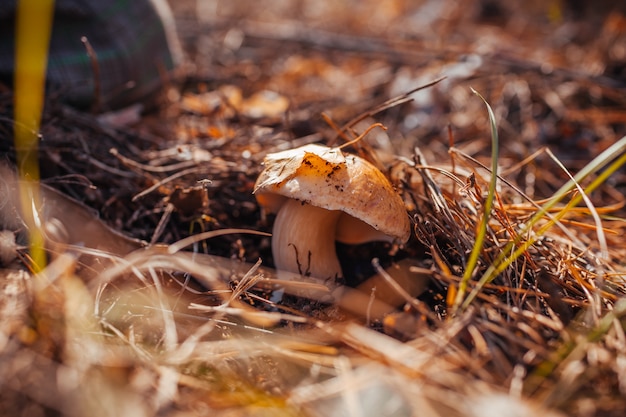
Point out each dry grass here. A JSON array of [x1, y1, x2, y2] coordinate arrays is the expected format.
[[2, 0, 626, 416]]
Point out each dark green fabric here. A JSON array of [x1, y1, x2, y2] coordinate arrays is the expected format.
[[0, 0, 181, 110]]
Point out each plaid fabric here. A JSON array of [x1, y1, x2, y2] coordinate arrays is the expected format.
[[0, 0, 182, 110]]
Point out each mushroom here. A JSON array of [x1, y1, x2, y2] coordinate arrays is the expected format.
[[254, 143, 410, 281]]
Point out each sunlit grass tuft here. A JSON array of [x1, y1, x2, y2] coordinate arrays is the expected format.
[[460, 135, 626, 311]]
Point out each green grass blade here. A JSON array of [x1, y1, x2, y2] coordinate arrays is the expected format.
[[452, 88, 499, 314]]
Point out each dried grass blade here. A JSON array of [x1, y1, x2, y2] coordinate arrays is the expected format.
[[525, 298, 626, 403], [544, 148, 609, 261]]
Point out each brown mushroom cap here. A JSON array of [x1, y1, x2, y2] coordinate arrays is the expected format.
[[254, 144, 411, 244]]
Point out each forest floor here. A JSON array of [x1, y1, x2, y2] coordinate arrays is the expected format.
[[1, 1, 626, 416]]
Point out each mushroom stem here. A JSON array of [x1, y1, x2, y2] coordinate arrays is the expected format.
[[272, 199, 343, 280]]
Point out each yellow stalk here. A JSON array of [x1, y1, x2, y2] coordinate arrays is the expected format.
[[14, 0, 55, 271]]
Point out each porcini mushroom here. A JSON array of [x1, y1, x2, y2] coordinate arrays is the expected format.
[[254, 144, 410, 281]]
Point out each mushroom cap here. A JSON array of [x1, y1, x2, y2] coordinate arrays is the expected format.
[[254, 144, 411, 244]]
